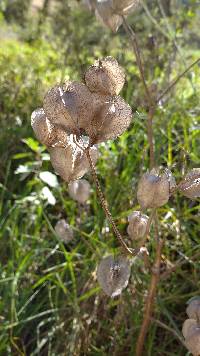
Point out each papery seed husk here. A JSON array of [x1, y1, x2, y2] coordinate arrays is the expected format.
[[137, 170, 170, 209], [43, 82, 92, 135], [68, 179, 91, 204], [49, 135, 99, 182], [97, 255, 131, 297], [187, 300, 200, 321], [87, 95, 132, 144], [182, 319, 198, 339], [178, 168, 200, 199], [55, 219, 74, 243], [127, 211, 149, 240], [31, 108, 68, 147], [185, 329, 200, 356], [85, 56, 125, 95], [95, 1, 122, 32]]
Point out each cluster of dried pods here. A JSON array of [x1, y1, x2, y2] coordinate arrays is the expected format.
[[182, 297, 200, 355], [31, 57, 200, 299]]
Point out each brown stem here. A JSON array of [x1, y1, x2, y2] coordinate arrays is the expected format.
[[122, 17, 155, 169], [136, 238, 163, 356], [85, 148, 138, 257]]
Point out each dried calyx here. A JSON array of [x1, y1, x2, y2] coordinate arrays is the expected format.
[[94, 0, 140, 32], [137, 168, 174, 209], [97, 255, 131, 297], [182, 297, 200, 356], [178, 168, 200, 199], [55, 219, 74, 243], [49, 135, 99, 183], [68, 179, 91, 204], [127, 211, 149, 240], [31, 56, 132, 182]]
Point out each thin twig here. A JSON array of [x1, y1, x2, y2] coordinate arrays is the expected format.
[[85, 148, 138, 257], [151, 318, 186, 348], [136, 238, 163, 356], [157, 57, 200, 103]]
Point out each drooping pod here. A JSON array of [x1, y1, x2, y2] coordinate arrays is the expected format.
[[87, 95, 133, 144], [94, 0, 140, 32], [85, 56, 125, 96], [68, 179, 91, 204], [49, 135, 99, 183], [31, 108, 68, 147], [178, 169, 200, 199], [55, 219, 74, 243], [127, 211, 149, 240], [137, 168, 171, 209], [182, 319, 200, 356], [97, 255, 131, 297]]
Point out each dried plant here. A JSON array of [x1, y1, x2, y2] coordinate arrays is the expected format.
[[55, 219, 74, 243], [127, 211, 149, 241], [68, 179, 91, 204], [182, 298, 200, 355], [97, 255, 131, 297]]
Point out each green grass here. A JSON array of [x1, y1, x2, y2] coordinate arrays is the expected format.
[[0, 4, 200, 355]]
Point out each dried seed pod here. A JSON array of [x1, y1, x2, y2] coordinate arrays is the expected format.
[[68, 179, 91, 204], [43, 82, 92, 134], [164, 168, 176, 193], [178, 169, 200, 199], [87, 95, 132, 144], [182, 319, 200, 356], [137, 169, 170, 209], [85, 56, 125, 96], [97, 255, 131, 297], [55, 219, 73, 243], [49, 135, 99, 183], [127, 211, 149, 240], [95, 1, 123, 32], [31, 108, 68, 147], [187, 299, 200, 321]]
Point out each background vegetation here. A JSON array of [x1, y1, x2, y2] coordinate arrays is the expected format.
[[0, 0, 199, 354]]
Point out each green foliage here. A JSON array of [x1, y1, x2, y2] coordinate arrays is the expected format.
[[0, 1, 200, 355]]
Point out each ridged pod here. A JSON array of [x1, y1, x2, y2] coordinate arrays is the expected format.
[[87, 95, 132, 144], [85, 56, 125, 96], [97, 255, 131, 297], [55, 219, 73, 243], [127, 211, 149, 240], [178, 169, 200, 199], [68, 179, 91, 204], [186, 299, 200, 321], [182, 319, 200, 356], [49, 135, 99, 183], [137, 169, 171, 209], [31, 108, 68, 147]]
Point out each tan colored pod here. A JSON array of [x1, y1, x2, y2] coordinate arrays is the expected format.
[[31, 108, 68, 147], [95, 2, 122, 33], [185, 328, 200, 356], [182, 319, 198, 339], [85, 56, 125, 95], [68, 179, 91, 204], [43, 82, 92, 134], [55, 219, 74, 243], [178, 168, 200, 199], [87, 95, 132, 144], [49, 135, 99, 183], [97, 255, 131, 297], [137, 169, 170, 209], [127, 211, 149, 240], [187, 299, 200, 321]]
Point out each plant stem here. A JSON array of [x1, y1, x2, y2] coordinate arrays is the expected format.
[[136, 238, 163, 356], [85, 148, 137, 257], [122, 17, 155, 169]]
